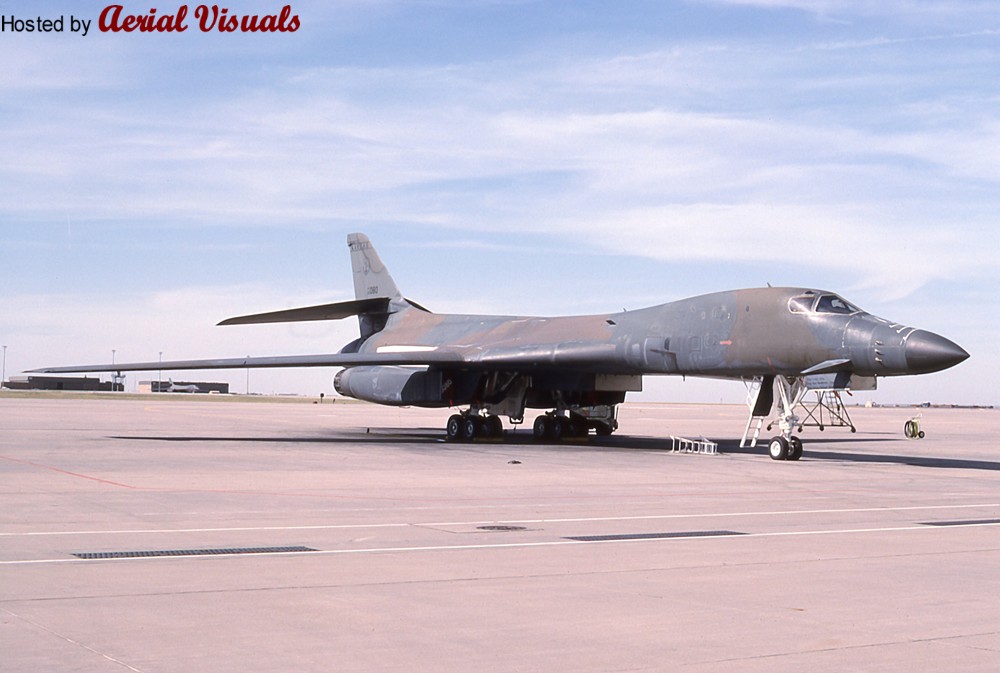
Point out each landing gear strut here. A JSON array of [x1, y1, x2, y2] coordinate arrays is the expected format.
[[768, 377, 807, 461]]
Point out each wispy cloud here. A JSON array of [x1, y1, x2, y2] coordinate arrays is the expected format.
[[2, 1, 995, 401]]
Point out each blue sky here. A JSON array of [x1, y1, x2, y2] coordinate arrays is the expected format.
[[1, 0, 996, 404]]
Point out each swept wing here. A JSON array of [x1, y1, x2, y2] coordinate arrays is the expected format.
[[30, 341, 620, 374]]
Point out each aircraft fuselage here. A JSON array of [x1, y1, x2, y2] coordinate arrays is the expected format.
[[354, 287, 963, 381]]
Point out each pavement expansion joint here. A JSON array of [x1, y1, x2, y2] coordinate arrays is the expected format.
[[72, 546, 318, 559]]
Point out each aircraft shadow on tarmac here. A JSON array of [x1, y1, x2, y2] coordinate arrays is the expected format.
[[715, 438, 1000, 471], [109, 431, 1000, 472]]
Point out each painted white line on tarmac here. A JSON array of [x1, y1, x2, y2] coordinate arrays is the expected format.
[[3, 519, 998, 566], [1, 502, 996, 537]]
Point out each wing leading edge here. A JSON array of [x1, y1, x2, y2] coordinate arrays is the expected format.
[[29, 351, 461, 374], [30, 341, 623, 375]]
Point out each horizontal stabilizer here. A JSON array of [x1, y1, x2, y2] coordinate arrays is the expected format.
[[218, 297, 390, 326]]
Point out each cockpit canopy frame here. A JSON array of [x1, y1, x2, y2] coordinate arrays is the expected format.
[[788, 291, 862, 316]]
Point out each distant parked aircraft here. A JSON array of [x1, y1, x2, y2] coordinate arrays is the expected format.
[[165, 379, 201, 393]]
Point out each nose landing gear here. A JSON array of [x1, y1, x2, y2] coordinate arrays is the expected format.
[[768, 435, 803, 461], [767, 377, 808, 461]]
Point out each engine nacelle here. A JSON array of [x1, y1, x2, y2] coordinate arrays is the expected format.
[[334, 366, 445, 406]]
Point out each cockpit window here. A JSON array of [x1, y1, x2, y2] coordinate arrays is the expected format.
[[788, 296, 814, 313], [789, 292, 862, 315], [815, 294, 859, 314]]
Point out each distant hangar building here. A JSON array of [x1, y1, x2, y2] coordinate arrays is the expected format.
[[4, 375, 122, 392]]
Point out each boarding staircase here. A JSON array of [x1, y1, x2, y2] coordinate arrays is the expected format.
[[740, 375, 774, 448]]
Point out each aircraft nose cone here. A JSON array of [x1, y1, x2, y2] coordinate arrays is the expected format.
[[904, 330, 969, 374]]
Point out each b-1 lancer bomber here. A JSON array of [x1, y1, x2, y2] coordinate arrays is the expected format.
[[33, 233, 969, 460]]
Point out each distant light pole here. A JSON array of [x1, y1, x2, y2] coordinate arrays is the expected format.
[[158, 351, 162, 394], [2, 345, 6, 389], [246, 356, 250, 395], [111, 349, 117, 391]]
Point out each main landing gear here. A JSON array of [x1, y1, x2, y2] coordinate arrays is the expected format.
[[444, 409, 617, 442], [531, 412, 615, 442], [445, 412, 504, 442]]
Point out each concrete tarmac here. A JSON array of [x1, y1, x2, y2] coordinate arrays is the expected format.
[[1, 396, 998, 672]]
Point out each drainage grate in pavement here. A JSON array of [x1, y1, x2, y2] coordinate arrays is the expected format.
[[477, 525, 528, 532], [72, 546, 318, 560], [921, 518, 1000, 527], [565, 530, 745, 542]]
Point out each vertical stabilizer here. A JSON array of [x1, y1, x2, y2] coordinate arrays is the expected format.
[[347, 233, 402, 302], [346, 233, 403, 341]]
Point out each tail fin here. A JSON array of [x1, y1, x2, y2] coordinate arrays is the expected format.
[[348, 233, 402, 302]]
